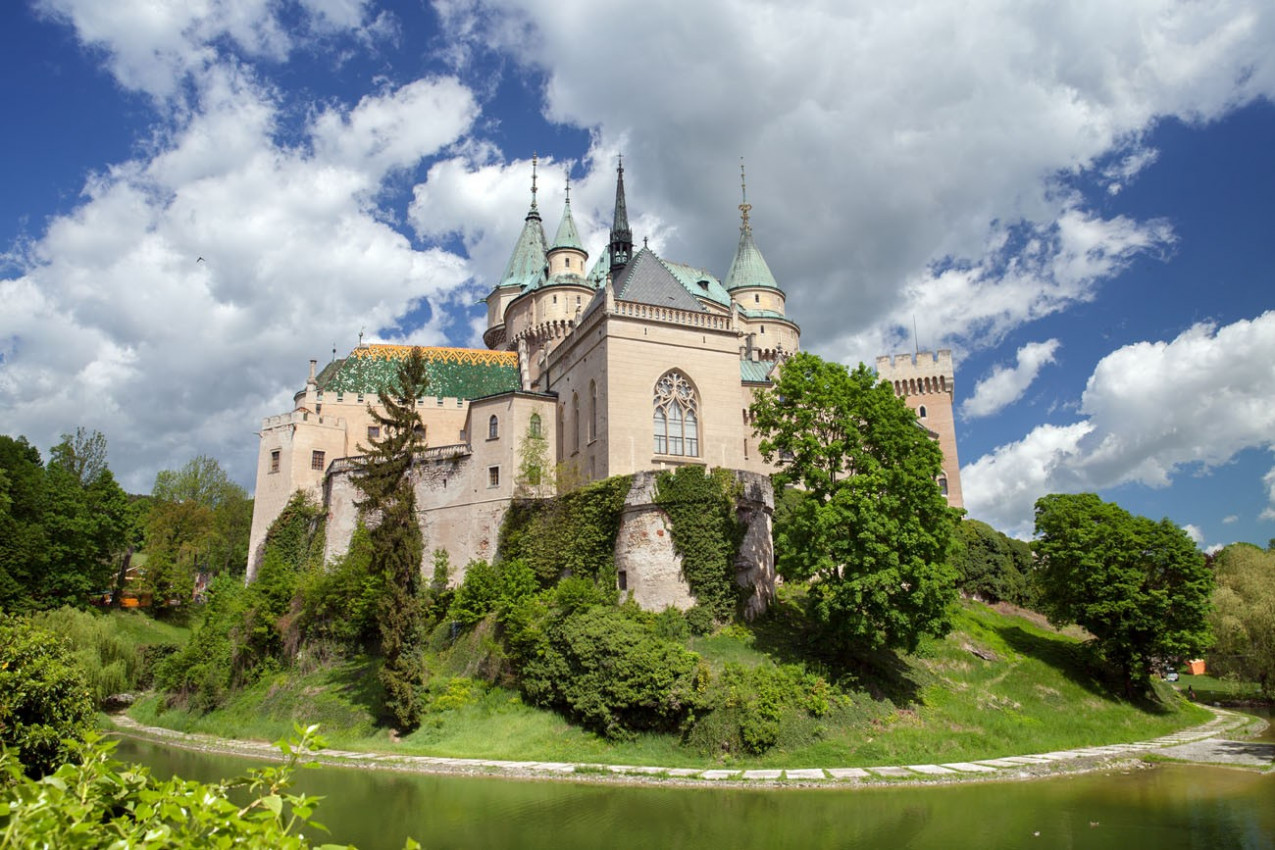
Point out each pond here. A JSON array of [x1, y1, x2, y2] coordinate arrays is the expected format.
[[112, 731, 1273, 850]]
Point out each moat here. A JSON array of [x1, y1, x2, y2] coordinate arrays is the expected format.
[[114, 720, 1273, 850]]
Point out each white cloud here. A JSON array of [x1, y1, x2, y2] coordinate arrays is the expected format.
[[961, 339, 1061, 419], [963, 313, 1275, 535], [434, 0, 1275, 363], [1182, 524, 1204, 545], [0, 61, 479, 493], [1223, 514, 1239, 524]]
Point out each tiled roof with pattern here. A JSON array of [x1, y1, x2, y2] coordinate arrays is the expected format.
[[317, 346, 520, 399]]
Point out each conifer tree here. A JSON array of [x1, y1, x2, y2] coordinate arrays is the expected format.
[[352, 347, 429, 730]]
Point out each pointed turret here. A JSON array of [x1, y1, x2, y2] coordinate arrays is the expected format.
[[724, 162, 780, 292], [609, 156, 633, 275], [551, 178, 585, 253], [547, 177, 589, 282], [484, 156, 549, 349], [496, 154, 549, 291]]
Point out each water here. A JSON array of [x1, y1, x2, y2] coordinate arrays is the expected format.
[[112, 735, 1273, 850]]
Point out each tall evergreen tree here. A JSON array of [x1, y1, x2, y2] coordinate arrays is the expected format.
[[352, 347, 430, 730]]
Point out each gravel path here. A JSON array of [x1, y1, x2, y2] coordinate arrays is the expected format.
[[107, 705, 1270, 788]]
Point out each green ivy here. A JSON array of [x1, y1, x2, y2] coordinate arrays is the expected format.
[[497, 476, 631, 587], [654, 467, 744, 622]]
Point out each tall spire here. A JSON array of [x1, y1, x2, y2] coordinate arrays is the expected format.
[[609, 155, 633, 275], [494, 155, 548, 290], [551, 173, 585, 253], [724, 160, 780, 292]]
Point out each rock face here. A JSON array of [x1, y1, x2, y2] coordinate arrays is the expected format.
[[615, 470, 775, 620]]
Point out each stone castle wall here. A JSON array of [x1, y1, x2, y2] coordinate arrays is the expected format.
[[875, 350, 963, 509]]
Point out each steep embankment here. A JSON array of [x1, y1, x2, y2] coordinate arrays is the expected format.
[[126, 600, 1213, 769]]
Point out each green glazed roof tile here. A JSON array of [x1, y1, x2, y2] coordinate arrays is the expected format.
[[318, 346, 520, 399]]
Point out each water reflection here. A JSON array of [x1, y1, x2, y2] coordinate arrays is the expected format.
[[112, 737, 1273, 850]]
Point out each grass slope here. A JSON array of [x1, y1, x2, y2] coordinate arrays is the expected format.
[[128, 599, 1212, 768]]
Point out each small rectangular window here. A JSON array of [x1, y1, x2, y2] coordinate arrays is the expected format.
[[311, 450, 326, 471], [357, 393, 365, 403], [367, 425, 380, 440], [269, 449, 280, 474], [488, 466, 500, 488]]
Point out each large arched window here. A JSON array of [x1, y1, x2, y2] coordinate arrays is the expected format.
[[653, 370, 699, 457]]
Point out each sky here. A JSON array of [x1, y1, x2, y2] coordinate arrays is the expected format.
[[2, 0, 1274, 550]]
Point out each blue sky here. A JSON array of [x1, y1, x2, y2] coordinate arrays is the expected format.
[[2, 0, 1274, 550]]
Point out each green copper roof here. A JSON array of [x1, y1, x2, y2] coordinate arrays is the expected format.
[[317, 346, 520, 400], [739, 308, 789, 320], [551, 195, 585, 253], [724, 226, 780, 291], [664, 260, 732, 307], [587, 247, 612, 287], [497, 186, 549, 291], [740, 359, 777, 384]]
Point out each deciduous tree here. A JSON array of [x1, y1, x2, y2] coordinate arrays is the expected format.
[[1208, 542, 1275, 696], [749, 352, 958, 653], [1033, 493, 1213, 694]]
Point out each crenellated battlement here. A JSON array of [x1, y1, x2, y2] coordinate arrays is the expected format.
[[876, 350, 954, 397]]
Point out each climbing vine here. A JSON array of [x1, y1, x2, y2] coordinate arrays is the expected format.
[[498, 476, 631, 587], [654, 466, 744, 622]]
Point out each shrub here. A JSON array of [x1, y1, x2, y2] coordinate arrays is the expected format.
[[517, 604, 703, 739], [28, 606, 140, 704], [0, 615, 95, 777], [497, 476, 632, 586]]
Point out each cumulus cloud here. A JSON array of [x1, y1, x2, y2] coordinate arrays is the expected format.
[[961, 339, 1061, 419], [0, 59, 479, 492], [1182, 524, 1204, 545], [435, 0, 1275, 363], [963, 313, 1275, 535]]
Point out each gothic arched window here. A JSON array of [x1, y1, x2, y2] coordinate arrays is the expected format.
[[529, 413, 542, 438], [653, 370, 699, 457], [488, 415, 499, 440]]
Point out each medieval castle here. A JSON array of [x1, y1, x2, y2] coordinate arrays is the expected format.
[[247, 161, 962, 614]]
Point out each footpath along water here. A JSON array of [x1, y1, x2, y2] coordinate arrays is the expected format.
[[111, 708, 1273, 850]]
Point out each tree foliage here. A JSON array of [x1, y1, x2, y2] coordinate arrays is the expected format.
[[1033, 493, 1213, 692], [0, 615, 95, 777], [351, 347, 430, 731], [1207, 542, 1275, 695], [749, 352, 958, 653], [951, 519, 1035, 607], [0, 725, 420, 849], [0, 432, 133, 612]]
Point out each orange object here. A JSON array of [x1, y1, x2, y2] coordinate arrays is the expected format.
[[1186, 659, 1206, 675]]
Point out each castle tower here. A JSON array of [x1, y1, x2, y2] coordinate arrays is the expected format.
[[725, 164, 799, 361], [484, 155, 548, 350], [608, 157, 633, 275], [875, 350, 963, 510], [546, 177, 588, 280]]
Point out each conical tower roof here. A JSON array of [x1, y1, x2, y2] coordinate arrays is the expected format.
[[724, 164, 780, 292], [550, 179, 585, 253], [496, 156, 548, 291]]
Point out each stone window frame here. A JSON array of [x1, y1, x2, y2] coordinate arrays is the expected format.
[[488, 465, 501, 488], [529, 412, 542, 438], [310, 450, 325, 472], [269, 449, 280, 474], [652, 370, 700, 458], [488, 414, 499, 440]]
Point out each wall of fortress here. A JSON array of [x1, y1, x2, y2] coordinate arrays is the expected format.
[[875, 350, 963, 510]]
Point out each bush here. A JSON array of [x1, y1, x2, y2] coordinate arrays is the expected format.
[[0, 725, 419, 849], [497, 476, 632, 586], [517, 604, 703, 739], [28, 606, 140, 704], [0, 615, 95, 777]]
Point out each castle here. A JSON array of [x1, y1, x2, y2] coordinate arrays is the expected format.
[[246, 160, 962, 612]]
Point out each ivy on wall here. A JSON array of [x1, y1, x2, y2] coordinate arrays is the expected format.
[[497, 476, 632, 587], [654, 466, 744, 622]]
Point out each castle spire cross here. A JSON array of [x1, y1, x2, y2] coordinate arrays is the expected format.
[[530, 152, 539, 212], [739, 158, 752, 233]]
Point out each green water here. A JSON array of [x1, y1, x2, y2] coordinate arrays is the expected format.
[[112, 736, 1273, 850]]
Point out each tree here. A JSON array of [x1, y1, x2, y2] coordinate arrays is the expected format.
[[951, 519, 1034, 606], [0, 437, 48, 611], [1033, 493, 1213, 694], [749, 352, 959, 653], [1208, 543, 1275, 696], [0, 615, 95, 777], [48, 427, 109, 488], [352, 346, 430, 730], [143, 455, 252, 603]]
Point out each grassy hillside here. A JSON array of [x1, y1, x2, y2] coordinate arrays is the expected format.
[[128, 598, 1211, 768]]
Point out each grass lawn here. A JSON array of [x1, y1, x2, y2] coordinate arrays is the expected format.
[[129, 599, 1213, 768], [1174, 673, 1265, 703]]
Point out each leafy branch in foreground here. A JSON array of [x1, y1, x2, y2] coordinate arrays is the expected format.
[[0, 725, 420, 849]]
